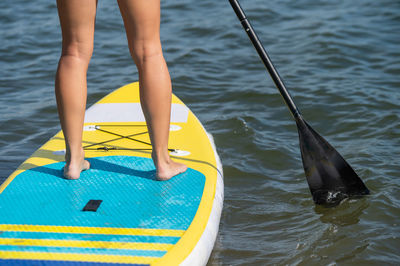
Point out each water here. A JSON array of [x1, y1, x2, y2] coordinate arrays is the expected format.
[[1, 0, 399, 264]]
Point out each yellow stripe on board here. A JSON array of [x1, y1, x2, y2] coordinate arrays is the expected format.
[[0, 251, 159, 264], [0, 224, 184, 237], [0, 238, 172, 251]]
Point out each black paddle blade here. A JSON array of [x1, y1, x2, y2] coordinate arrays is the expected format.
[[295, 117, 369, 205]]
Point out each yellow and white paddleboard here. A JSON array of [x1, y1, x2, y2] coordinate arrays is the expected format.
[[0, 82, 224, 265]]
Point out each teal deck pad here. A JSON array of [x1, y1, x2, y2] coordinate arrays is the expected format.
[[0, 231, 180, 244], [0, 155, 205, 231], [2, 245, 166, 257]]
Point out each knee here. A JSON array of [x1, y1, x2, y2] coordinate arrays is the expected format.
[[130, 39, 163, 68], [60, 40, 93, 65]]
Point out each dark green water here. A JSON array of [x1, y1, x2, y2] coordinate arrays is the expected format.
[[1, 0, 399, 265]]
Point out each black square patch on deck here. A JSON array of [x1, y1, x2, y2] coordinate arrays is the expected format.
[[82, 199, 103, 212]]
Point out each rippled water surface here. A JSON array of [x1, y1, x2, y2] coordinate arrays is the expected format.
[[1, 0, 399, 265]]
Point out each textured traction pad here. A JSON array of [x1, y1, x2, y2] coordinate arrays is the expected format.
[[0, 156, 205, 262]]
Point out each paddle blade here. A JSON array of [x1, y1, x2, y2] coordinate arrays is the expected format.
[[296, 118, 369, 205]]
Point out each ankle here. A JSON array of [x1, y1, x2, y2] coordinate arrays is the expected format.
[[152, 150, 171, 167], [65, 147, 85, 165]]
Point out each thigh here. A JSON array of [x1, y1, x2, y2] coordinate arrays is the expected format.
[[117, 0, 162, 58], [57, 0, 97, 59]]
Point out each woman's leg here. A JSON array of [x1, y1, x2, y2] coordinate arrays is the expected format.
[[117, 0, 187, 180], [55, 0, 97, 179]]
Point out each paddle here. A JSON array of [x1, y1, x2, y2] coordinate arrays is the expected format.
[[229, 0, 369, 205]]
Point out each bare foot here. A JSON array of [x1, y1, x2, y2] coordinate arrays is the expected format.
[[152, 152, 187, 181], [64, 159, 90, 180], [156, 160, 187, 181], [63, 149, 90, 180]]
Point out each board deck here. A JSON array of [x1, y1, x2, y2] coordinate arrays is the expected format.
[[0, 82, 224, 265]]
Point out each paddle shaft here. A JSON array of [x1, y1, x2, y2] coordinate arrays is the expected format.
[[229, 0, 301, 119]]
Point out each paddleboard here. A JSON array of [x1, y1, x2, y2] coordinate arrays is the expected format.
[[0, 82, 224, 265]]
